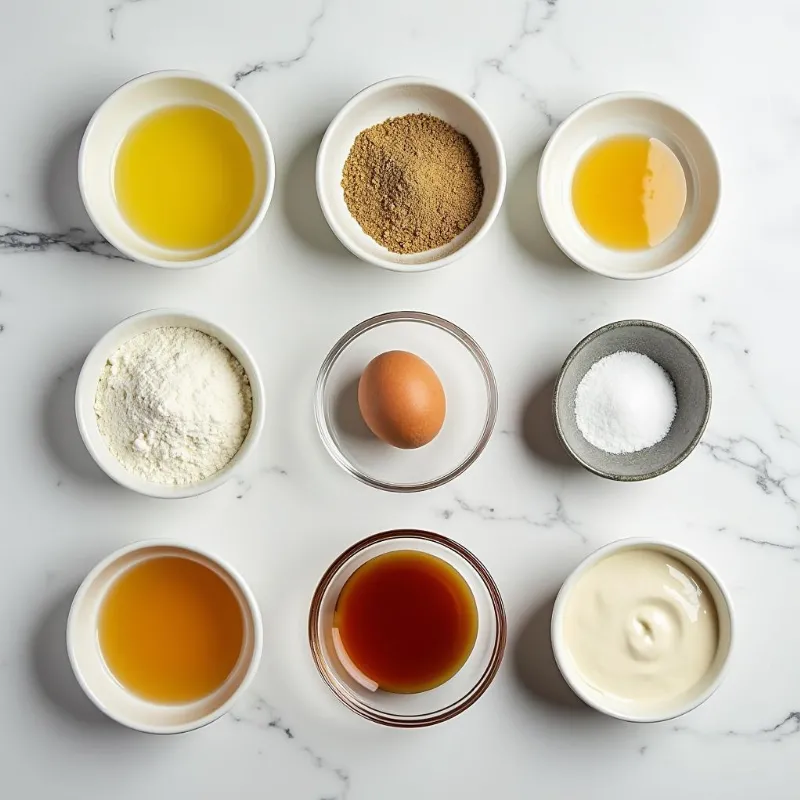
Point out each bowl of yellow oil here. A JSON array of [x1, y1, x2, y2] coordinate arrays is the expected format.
[[80, 70, 275, 268], [67, 541, 262, 733], [538, 92, 720, 279]]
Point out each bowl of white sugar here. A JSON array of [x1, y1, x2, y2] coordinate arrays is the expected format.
[[76, 309, 265, 498], [553, 320, 711, 481]]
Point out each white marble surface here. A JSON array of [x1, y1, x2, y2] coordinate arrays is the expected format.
[[2, 0, 799, 796]]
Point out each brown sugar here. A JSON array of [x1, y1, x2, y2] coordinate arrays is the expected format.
[[341, 113, 484, 254]]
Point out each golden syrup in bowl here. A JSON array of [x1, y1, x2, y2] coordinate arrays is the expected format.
[[572, 134, 687, 250], [98, 555, 245, 704]]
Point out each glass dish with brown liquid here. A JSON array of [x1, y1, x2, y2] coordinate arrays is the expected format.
[[309, 531, 506, 727], [334, 550, 478, 694]]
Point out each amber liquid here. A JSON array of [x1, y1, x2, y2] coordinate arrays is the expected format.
[[333, 550, 478, 693], [572, 134, 687, 250], [98, 556, 244, 704]]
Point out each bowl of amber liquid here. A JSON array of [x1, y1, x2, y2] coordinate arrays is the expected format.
[[68, 541, 262, 733], [538, 92, 720, 279], [308, 530, 506, 727]]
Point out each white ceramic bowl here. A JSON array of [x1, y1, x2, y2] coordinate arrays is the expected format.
[[538, 92, 721, 279], [67, 540, 263, 734], [316, 76, 506, 272], [75, 308, 265, 499], [551, 538, 734, 722], [80, 69, 275, 268]]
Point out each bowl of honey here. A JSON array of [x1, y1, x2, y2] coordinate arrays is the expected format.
[[308, 530, 506, 727], [67, 541, 262, 733], [538, 92, 721, 279], [80, 70, 275, 268]]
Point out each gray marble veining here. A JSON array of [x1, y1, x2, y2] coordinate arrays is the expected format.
[[2, 0, 800, 797]]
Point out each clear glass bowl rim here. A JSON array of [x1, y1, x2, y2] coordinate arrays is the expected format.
[[314, 310, 499, 493], [307, 529, 508, 728]]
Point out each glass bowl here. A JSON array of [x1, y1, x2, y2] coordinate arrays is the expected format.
[[308, 530, 507, 727], [314, 311, 498, 492]]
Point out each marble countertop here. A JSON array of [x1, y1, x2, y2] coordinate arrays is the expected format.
[[2, 0, 799, 797]]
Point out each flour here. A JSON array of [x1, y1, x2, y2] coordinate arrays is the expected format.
[[575, 351, 676, 455], [95, 327, 253, 485]]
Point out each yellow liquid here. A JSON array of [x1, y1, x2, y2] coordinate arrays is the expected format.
[[572, 135, 687, 250], [114, 105, 255, 252], [98, 556, 244, 704]]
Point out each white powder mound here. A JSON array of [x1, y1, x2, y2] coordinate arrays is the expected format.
[[94, 327, 253, 485], [575, 351, 677, 455]]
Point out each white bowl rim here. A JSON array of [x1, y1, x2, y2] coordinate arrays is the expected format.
[[550, 536, 735, 723], [75, 307, 265, 499], [78, 68, 276, 269], [537, 90, 722, 280], [316, 75, 507, 273], [66, 539, 264, 734]]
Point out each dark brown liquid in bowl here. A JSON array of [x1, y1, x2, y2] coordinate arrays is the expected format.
[[333, 550, 478, 693]]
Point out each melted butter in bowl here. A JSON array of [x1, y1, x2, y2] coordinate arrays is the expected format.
[[552, 539, 733, 722]]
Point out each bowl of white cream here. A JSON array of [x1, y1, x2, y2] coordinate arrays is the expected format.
[[551, 538, 733, 722]]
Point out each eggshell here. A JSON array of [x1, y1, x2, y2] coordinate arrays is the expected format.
[[357, 351, 446, 449]]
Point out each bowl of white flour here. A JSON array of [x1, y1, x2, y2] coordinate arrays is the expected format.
[[76, 309, 265, 498]]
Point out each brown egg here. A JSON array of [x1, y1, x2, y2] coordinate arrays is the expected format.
[[358, 350, 446, 449]]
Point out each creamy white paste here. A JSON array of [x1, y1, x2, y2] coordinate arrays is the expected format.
[[563, 548, 718, 705]]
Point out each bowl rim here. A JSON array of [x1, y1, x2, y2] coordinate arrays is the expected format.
[[315, 75, 507, 273], [78, 68, 276, 269], [550, 536, 735, 723], [537, 90, 722, 280], [67, 539, 264, 734], [308, 529, 507, 727], [553, 318, 712, 481], [75, 307, 265, 499], [314, 310, 498, 492]]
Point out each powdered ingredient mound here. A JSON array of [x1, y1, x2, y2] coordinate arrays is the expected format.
[[341, 113, 484, 254]]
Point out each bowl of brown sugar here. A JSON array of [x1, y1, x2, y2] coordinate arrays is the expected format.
[[317, 76, 506, 272]]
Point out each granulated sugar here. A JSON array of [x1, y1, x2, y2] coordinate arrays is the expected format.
[[575, 351, 677, 455]]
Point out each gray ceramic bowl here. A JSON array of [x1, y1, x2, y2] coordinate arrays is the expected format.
[[554, 320, 711, 481]]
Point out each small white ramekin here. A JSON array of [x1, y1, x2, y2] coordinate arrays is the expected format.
[[551, 537, 734, 723], [538, 92, 721, 279], [67, 540, 263, 734], [75, 308, 265, 499], [79, 69, 275, 268], [316, 76, 506, 272]]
